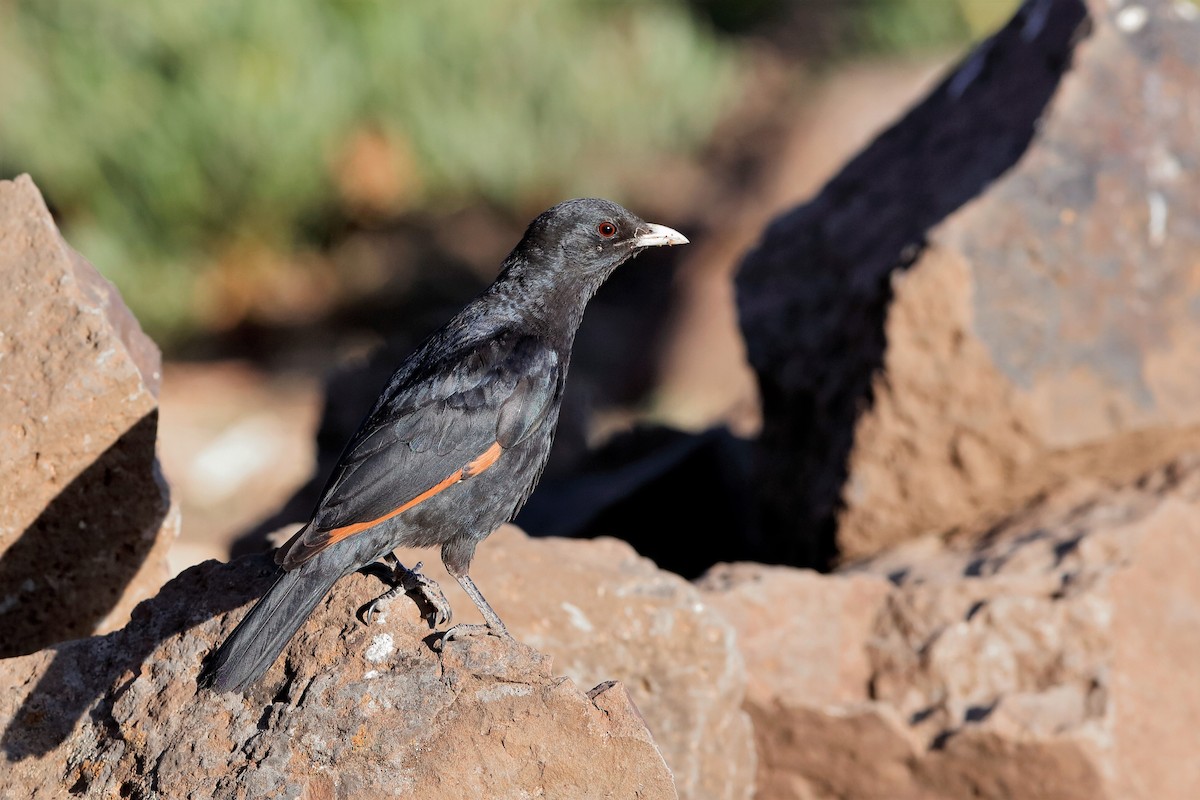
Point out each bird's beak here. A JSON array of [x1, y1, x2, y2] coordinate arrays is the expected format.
[[633, 223, 689, 249]]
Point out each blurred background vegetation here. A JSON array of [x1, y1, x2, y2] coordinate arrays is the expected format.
[[0, 0, 1013, 345]]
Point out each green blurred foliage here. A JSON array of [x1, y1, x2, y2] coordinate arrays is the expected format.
[[850, 0, 1019, 53], [0, 1, 737, 339], [692, 0, 1019, 59], [813, 0, 1021, 58]]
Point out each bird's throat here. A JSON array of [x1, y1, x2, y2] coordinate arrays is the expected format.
[[489, 255, 606, 340]]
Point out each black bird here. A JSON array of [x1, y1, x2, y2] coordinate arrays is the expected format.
[[204, 198, 687, 692]]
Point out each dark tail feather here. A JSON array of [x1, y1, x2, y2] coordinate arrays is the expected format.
[[201, 561, 340, 693]]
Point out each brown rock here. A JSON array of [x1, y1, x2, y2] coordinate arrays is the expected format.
[[698, 563, 890, 708], [0, 174, 178, 656], [703, 453, 1200, 799], [736, 0, 1200, 565], [0, 553, 678, 800], [700, 565, 899, 799], [391, 526, 756, 800]]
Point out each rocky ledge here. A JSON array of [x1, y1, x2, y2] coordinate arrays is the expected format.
[[0, 552, 678, 800]]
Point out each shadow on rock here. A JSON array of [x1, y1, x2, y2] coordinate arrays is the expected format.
[[522, 0, 1093, 575], [733, 0, 1089, 568], [516, 426, 757, 579], [0, 413, 168, 658], [1, 553, 274, 761]]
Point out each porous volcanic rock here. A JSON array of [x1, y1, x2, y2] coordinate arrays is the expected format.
[[390, 525, 755, 800], [0, 174, 177, 656], [702, 453, 1200, 799], [0, 553, 677, 800]]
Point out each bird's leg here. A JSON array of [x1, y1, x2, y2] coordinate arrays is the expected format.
[[438, 538, 510, 643], [441, 572, 512, 643], [457, 573, 509, 631], [364, 553, 452, 627]]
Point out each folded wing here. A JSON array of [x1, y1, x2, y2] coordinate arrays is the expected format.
[[277, 334, 559, 568]]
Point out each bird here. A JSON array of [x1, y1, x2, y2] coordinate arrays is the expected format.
[[203, 198, 687, 692]]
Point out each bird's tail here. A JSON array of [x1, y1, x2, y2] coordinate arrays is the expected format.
[[202, 558, 341, 693]]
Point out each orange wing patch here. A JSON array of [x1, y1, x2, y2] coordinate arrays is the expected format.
[[321, 441, 504, 545], [463, 440, 503, 477], [283, 442, 505, 564]]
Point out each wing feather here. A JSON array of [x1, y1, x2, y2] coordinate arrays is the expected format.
[[277, 333, 559, 568]]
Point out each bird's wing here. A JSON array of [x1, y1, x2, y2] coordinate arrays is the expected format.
[[277, 335, 560, 569]]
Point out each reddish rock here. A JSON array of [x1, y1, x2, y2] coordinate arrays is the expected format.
[[699, 565, 899, 799], [391, 526, 756, 800], [703, 453, 1200, 799], [838, 0, 1200, 560], [736, 0, 1200, 564], [0, 174, 177, 656], [0, 553, 678, 800]]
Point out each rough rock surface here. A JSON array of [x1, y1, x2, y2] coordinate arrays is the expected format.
[[0, 174, 178, 656], [390, 525, 755, 800], [702, 453, 1200, 799], [0, 552, 678, 800], [736, 0, 1200, 564]]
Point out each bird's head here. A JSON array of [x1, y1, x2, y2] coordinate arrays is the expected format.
[[491, 198, 688, 330], [514, 198, 688, 286]]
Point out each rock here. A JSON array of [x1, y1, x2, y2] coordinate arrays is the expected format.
[[516, 59, 954, 580], [736, 0, 1200, 564], [699, 564, 899, 799], [390, 525, 756, 800], [652, 57, 949, 436], [0, 174, 178, 657], [702, 453, 1200, 799], [0, 552, 678, 800], [697, 564, 891, 711]]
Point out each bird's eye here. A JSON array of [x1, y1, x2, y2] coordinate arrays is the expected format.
[[597, 221, 617, 238]]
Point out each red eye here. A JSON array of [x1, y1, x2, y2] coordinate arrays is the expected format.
[[597, 221, 617, 238]]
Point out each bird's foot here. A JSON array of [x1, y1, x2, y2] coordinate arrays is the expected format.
[[365, 560, 452, 628], [435, 621, 511, 650]]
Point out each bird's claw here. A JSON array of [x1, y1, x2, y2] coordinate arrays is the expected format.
[[365, 559, 452, 628], [399, 562, 453, 627], [364, 585, 405, 625]]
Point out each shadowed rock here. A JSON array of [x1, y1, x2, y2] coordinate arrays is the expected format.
[[0, 175, 178, 656], [738, 0, 1200, 564]]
